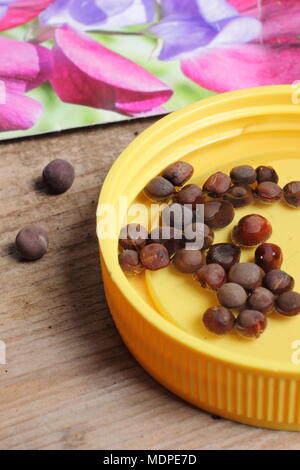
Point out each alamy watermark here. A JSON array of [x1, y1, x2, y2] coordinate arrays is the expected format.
[[291, 340, 300, 365], [0, 341, 6, 365], [291, 81, 300, 104], [0, 80, 5, 105], [97, 197, 205, 249]]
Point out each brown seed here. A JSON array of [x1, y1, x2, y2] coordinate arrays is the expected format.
[[176, 184, 203, 208], [119, 250, 144, 275], [144, 176, 174, 201], [247, 287, 275, 314], [43, 159, 75, 194], [263, 269, 295, 295], [283, 181, 300, 208], [256, 166, 279, 184], [206, 243, 241, 272], [173, 248, 204, 274], [276, 291, 300, 316], [140, 243, 170, 270], [256, 182, 283, 204], [223, 185, 254, 208], [203, 172, 231, 196], [255, 243, 283, 272], [232, 214, 272, 247], [217, 282, 247, 309], [204, 200, 235, 230], [203, 306, 235, 335], [149, 226, 184, 256], [119, 223, 148, 250], [195, 264, 227, 290], [184, 222, 214, 250], [228, 262, 263, 291], [163, 161, 194, 186], [230, 165, 256, 185], [15, 225, 48, 261], [235, 310, 267, 339]]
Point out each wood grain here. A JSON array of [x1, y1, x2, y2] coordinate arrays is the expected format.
[[0, 119, 298, 450]]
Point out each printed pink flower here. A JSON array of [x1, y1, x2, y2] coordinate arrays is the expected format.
[[228, 0, 300, 42], [50, 25, 173, 115], [0, 0, 55, 32], [0, 36, 52, 131], [181, 0, 300, 92]]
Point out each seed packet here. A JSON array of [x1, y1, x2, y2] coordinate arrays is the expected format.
[[0, 1, 297, 141]]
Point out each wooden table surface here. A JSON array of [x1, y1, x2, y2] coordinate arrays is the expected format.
[[0, 118, 299, 450]]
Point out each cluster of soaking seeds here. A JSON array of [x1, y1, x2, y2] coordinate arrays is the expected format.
[[118, 161, 300, 340]]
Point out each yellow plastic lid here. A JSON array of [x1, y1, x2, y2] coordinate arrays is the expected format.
[[97, 86, 300, 430]]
